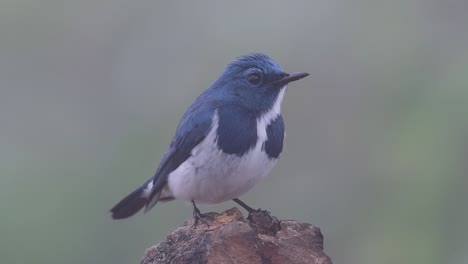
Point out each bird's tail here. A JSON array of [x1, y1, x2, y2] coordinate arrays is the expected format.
[[110, 179, 160, 219]]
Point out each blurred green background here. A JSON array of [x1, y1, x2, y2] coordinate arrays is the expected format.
[[1, 0, 467, 263]]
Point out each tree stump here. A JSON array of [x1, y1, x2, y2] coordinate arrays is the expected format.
[[141, 208, 332, 264]]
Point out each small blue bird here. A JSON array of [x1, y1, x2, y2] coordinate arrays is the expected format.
[[110, 53, 308, 221]]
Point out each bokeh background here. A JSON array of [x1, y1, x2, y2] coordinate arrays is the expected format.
[[1, 0, 467, 263]]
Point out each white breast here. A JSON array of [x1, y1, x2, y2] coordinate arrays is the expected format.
[[167, 88, 286, 204]]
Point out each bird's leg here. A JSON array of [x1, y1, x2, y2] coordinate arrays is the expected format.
[[232, 198, 258, 214], [191, 200, 213, 227]]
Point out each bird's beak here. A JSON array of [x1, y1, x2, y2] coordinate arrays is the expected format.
[[271, 72, 309, 86]]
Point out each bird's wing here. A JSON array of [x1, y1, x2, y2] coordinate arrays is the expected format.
[[144, 100, 219, 211], [109, 96, 220, 219]]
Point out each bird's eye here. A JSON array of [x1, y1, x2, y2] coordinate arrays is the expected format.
[[246, 73, 262, 85]]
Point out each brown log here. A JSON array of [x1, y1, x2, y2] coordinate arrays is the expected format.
[[140, 208, 332, 264]]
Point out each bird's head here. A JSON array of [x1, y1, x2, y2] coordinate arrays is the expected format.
[[212, 53, 309, 115]]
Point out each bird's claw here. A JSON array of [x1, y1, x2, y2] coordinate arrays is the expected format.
[[192, 211, 213, 228]]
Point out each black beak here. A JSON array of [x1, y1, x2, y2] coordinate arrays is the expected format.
[[271, 72, 309, 86]]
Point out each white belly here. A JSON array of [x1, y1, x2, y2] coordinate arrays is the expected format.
[[167, 134, 277, 204], [168, 147, 276, 204], [167, 114, 278, 204]]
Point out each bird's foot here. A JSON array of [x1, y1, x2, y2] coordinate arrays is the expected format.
[[191, 200, 213, 228], [192, 209, 213, 228], [247, 209, 280, 235]]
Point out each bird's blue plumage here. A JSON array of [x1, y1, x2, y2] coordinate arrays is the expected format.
[[216, 104, 257, 156], [264, 115, 285, 159], [110, 52, 309, 219]]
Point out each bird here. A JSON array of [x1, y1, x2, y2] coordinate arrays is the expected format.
[[110, 53, 309, 221]]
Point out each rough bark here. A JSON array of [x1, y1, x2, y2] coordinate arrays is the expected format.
[[141, 208, 332, 264]]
